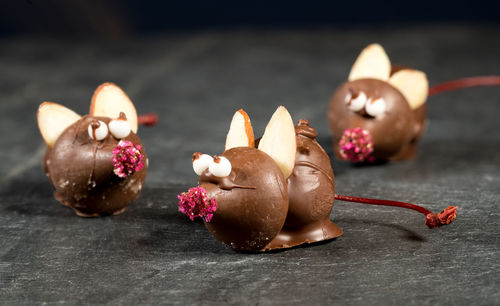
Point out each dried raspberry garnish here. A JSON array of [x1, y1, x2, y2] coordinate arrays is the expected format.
[[177, 186, 218, 222], [339, 127, 375, 163], [111, 140, 144, 178]]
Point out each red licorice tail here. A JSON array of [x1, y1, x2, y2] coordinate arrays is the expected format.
[[138, 113, 158, 126], [334, 194, 457, 228], [429, 76, 500, 96]]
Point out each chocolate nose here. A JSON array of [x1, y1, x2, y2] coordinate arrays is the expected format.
[[339, 127, 375, 163]]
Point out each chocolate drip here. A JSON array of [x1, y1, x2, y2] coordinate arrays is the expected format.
[[87, 120, 105, 185], [88, 142, 98, 185], [72, 115, 87, 144], [199, 171, 256, 190]]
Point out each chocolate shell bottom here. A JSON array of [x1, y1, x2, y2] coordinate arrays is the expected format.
[[390, 140, 418, 161], [54, 191, 128, 217], [264, 218, 343, 251]]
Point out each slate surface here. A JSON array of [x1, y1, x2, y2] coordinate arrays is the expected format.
[[0, 25, 499, 305]]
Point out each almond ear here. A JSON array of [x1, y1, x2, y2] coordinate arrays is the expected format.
[[348, 43, 391, 81], [90, 83, 138, 133], [258, 106, 296, 178], [389, 69, 429, 109], [225, 109, 255, 150], [37, 102, 81, 147]]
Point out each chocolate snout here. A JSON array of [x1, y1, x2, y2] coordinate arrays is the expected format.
[[199, 170, 235, 190], [338, 127, 375, 163], [199, 168, 256, 191], [198, 170, 222, 185]]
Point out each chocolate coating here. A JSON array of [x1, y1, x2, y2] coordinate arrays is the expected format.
[[266, 120, 342, 250], [43, 116, 147, 217], [391, 103, 427, 160], [328, 78, 426, 161], [199, 171, 256, 190], [199, 147, 288, 252]]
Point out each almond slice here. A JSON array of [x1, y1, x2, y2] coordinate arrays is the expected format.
[[389, 69, 429, 109], [90, 83, 138, 133], [37, 102, 81, 147], [348, 43, 391, 81], [258, 106, 296, 178], [225, 109, 255, 150]]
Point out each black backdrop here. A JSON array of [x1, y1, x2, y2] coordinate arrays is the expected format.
[[1, 0, 500, 38]]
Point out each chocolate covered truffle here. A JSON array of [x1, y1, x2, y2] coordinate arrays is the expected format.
[[179, 107, 343, 252], [37, 83, 147, 217], [328, 44, 429, 163]]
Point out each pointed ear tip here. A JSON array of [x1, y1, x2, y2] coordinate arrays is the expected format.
[[99, 81, 118, 88], [236, 108, 249, 116], [94, 82, 123, 94], [38, 102, 49, 111], [39, 101, 57, 108], [276, 105, 290, 113], [91, 82, 135, 107], [368, 43, 383, 48], [362, 43, 386, 53]]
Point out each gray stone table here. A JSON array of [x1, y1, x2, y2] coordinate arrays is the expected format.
[[0, 25, 499, 305]]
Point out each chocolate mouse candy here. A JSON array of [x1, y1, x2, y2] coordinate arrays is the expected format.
[[179, 107, 342, 252], [37, 83, 147, 217], [328, 44, 428, 163]]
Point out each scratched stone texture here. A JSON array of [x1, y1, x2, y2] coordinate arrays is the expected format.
[[0, 25, 499, 305]]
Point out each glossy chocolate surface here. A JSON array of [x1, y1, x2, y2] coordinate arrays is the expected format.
[[391, 103, 427, 160], [199, 171, 256, 190], [200, 147, 288, 252], [43, 116, 147, 217], [266, 120, 342, 250], [328, 78, 426, 161]]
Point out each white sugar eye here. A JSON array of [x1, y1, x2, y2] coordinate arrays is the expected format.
[[192, 152, 212, 176], [87, 120, 108, 141], [344, 91, 352, 103], [348, 91, 367, 111], [109, 118, 131, 139], [365, 97, 387, 117], [208, 156, 232, 177]]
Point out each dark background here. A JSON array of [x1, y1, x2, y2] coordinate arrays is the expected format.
[[1, 0, 500, 39], [1, 1, 499, 305]]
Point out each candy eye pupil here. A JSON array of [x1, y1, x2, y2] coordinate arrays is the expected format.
[[192, 153, 212, 176], [109, 117, 131, 139], [348, 91, 367, 111], [365, 97, 387, 117], [209, 156, 232, 177], [344, 92, 352, 103], [88, 120, 108, 141]]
